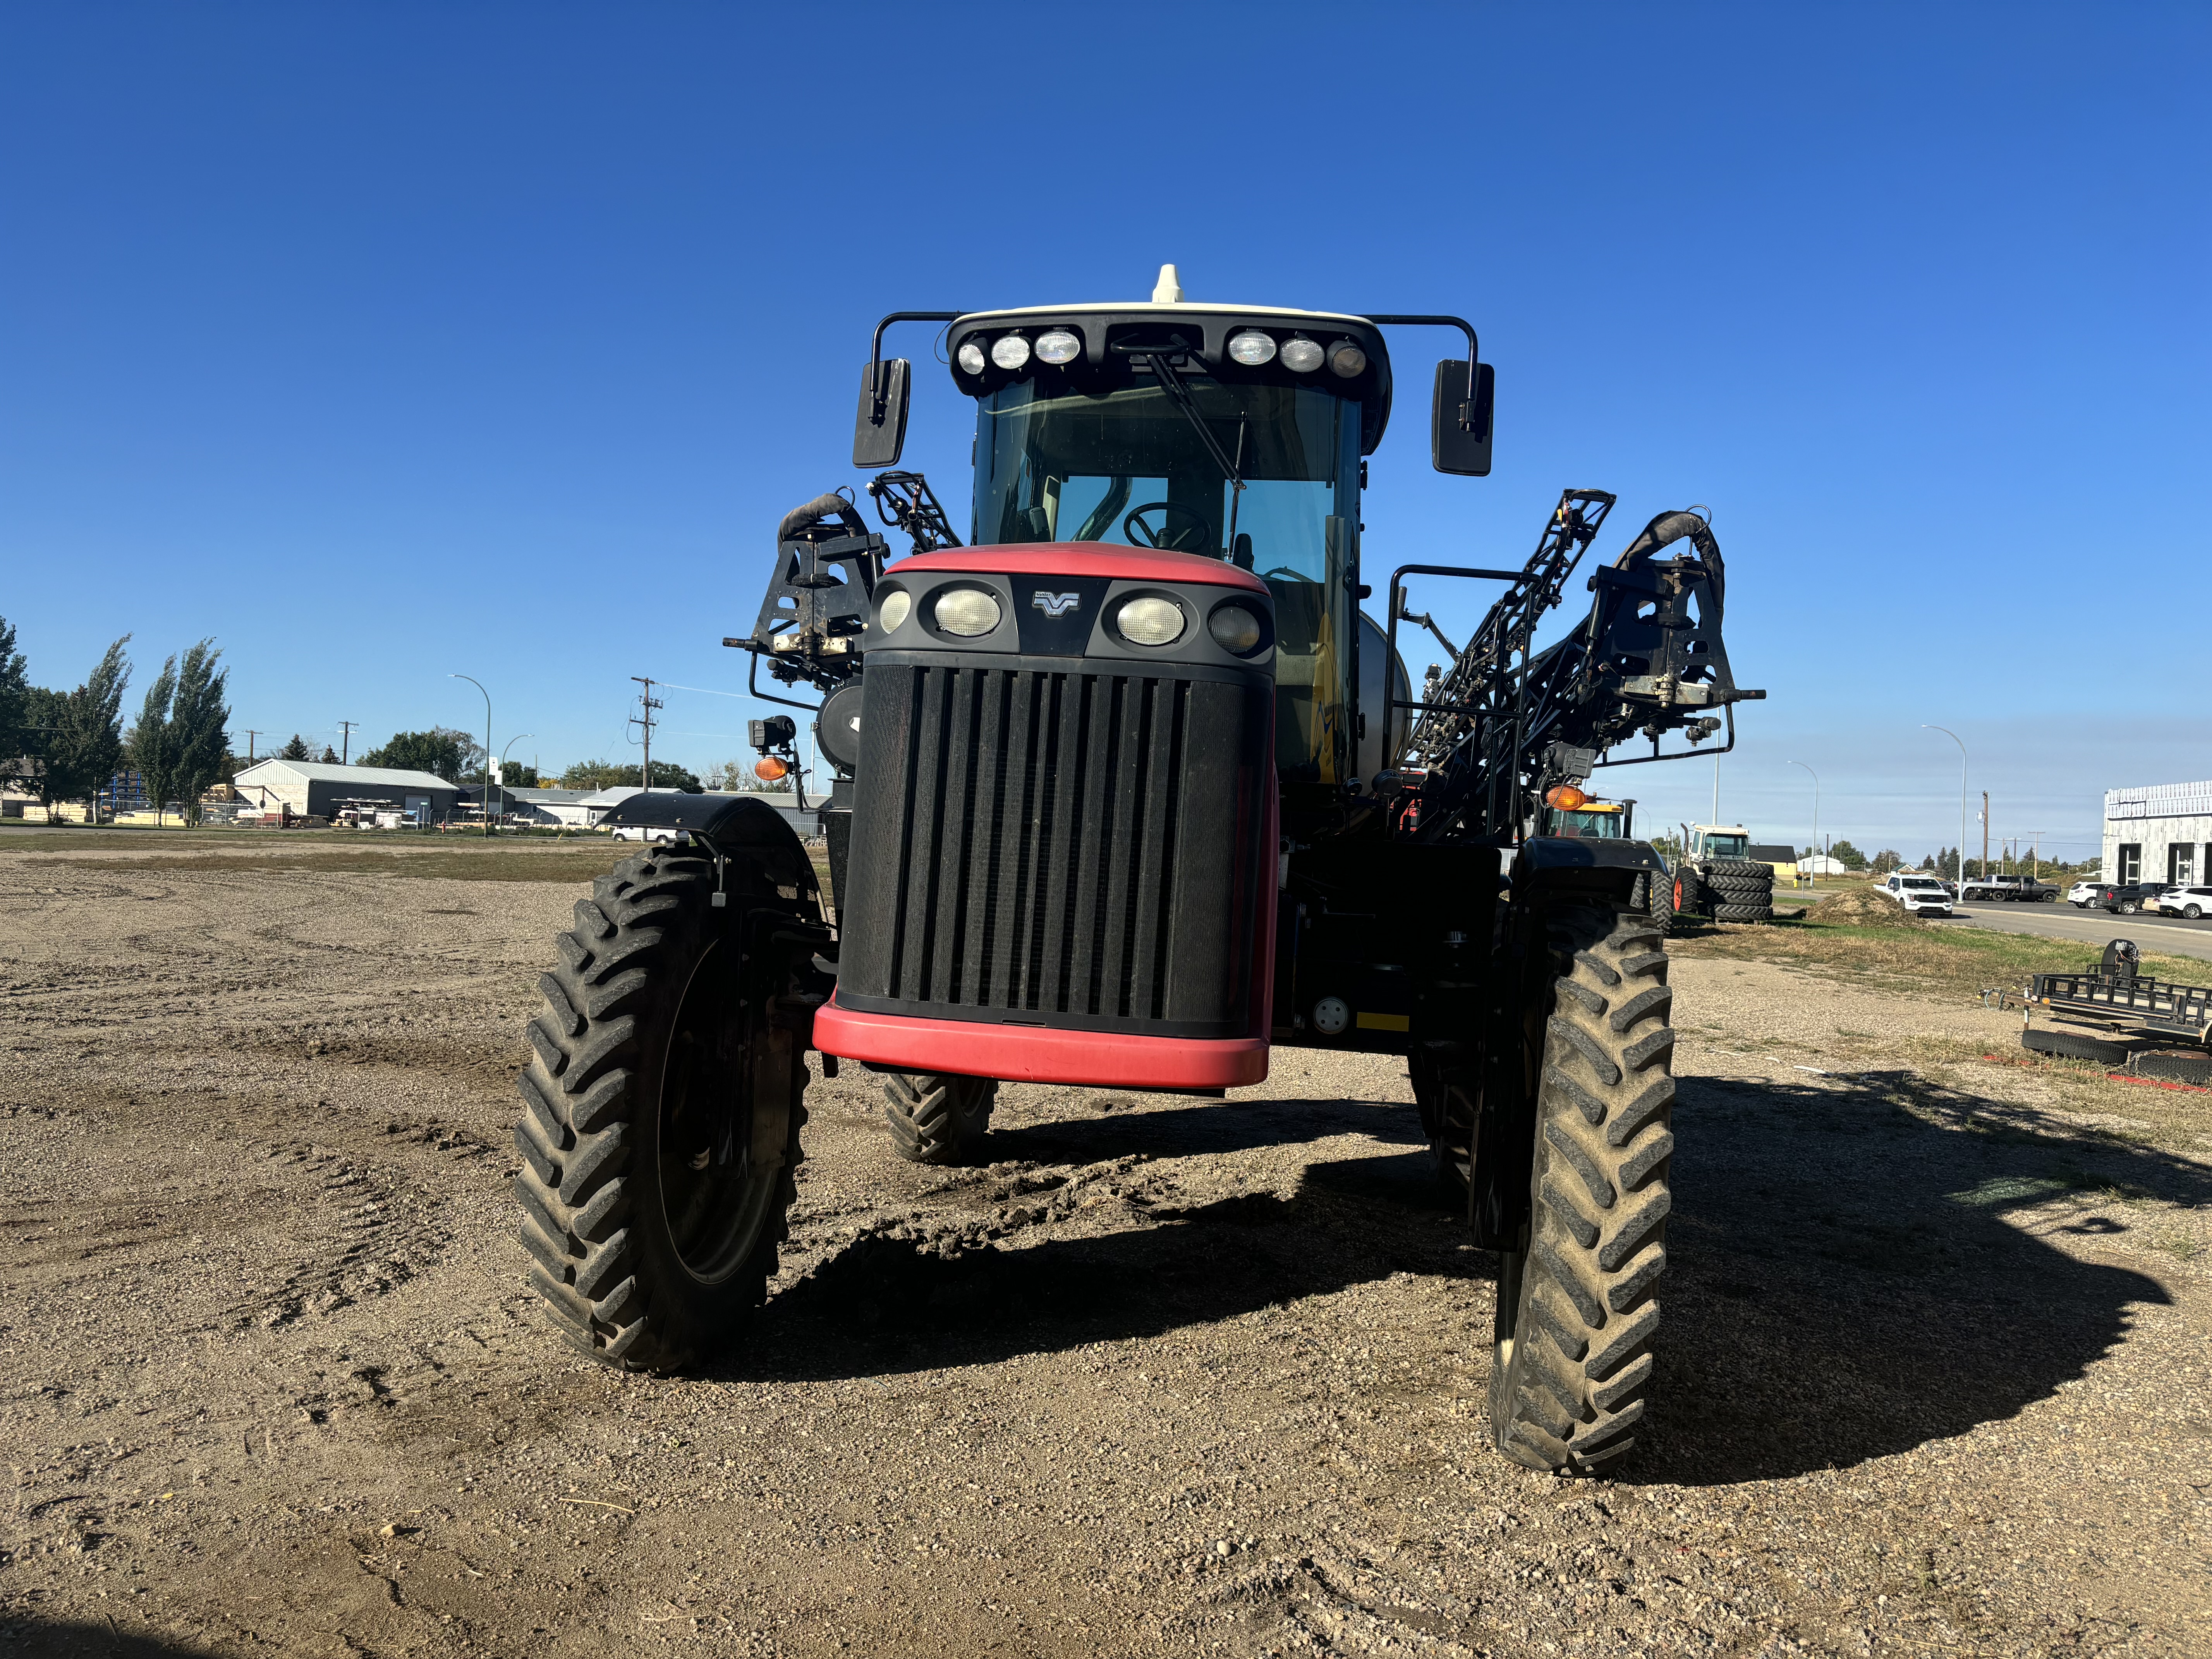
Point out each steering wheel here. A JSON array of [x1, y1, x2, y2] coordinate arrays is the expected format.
[[1261, 565, 1319, 584], [1123, 501, 1213, 553]]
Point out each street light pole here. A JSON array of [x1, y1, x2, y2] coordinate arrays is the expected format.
[[498, 733, 534, 827], [1789, 760, 1820, 889], [1923, 725, 1967, 890], [451, 674, 493, 837]]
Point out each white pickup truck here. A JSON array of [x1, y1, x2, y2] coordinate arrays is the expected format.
[[1882, 871, 1955, 916]]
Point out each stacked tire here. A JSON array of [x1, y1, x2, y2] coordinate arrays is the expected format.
[[1672, 867, 1706, 924], [1702, 857, 1774, 923]]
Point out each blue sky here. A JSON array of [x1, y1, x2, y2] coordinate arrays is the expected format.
[[2, 2, 2204, 862]]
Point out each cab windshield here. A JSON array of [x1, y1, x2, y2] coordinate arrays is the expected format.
[[1702, 833, 1750, 858], [1553, 808, 1627, 839], [972, 378, 1359, 576], [972, 375, 1364, 782]]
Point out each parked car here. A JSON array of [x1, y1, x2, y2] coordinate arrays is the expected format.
[[2067, 880, 2105, 908], [2156, 884, 2212, 919], [1882, 872, 1955, 916], [2092, 883, 2148, 914], [2136, 881, 2180, 914], [611, 823, 684, 844]]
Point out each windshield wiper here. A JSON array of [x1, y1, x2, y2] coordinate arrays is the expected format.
[[1141, 350, 1245, 490]]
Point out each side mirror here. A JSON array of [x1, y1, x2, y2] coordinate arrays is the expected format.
[[853, 357, 911, 469], [1431, 359, 1494, 476]]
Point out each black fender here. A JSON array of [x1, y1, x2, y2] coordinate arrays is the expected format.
[[1510, 835, 1665, 908], [596, 793, 820, 898]]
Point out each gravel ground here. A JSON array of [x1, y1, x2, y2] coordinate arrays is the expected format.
[[2, 835, 2208, 1657]]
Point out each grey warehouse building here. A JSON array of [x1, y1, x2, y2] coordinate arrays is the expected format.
[[2102, 780, 2212, 886], [232, 759, 461, 822]]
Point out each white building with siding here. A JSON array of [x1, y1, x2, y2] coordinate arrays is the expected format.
[[2102, 781, 2212, 886]]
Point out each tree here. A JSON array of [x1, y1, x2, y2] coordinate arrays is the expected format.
[[559, 757, 702, 793], [359, 727, 481, 785], [0, 615, 27, 784], [1647, 830, 1683, 861], [497, 762, 540, 788], [168, 641, 232, 823], [319, 744, 339, 764], [129, 654, 180, 824], [33, 637, 132, 821], [1870, 848, 1903, 874], [1828, 839, 1867, 871], [278, 733, 313, 761]]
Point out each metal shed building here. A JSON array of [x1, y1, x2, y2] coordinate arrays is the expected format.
[[232, 759, 461, 823]]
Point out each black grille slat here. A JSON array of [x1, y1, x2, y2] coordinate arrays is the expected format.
[[1067, 677, 1114, 1015], [840, 658, 1266, 1040], [988, 672, 1036, 1010], [1033, 673, 1085, 1011]]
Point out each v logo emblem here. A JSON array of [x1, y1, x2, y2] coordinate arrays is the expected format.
[[1030, 592, 1081, 618]]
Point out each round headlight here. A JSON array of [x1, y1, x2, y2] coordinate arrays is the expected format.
[[1227, 330, 1277, 366], [1115, 596, 1185, 647], [1035, 328, 1080, 364], [1328, 343, 1367, 377], [933, 587, 1002, 637], [1207, 602, 1264, 655], [876, 588, 912, 632], [1280, 337, 1324, 373], [990, 334, 1031, 370], [956, 340, 986, 374]]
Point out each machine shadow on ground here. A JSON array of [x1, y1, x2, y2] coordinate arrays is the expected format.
[[740, 1091, 1471, 1387], [750, 1072, 2201, 1489], [1642, 1071, 2199, 1486], [0, 1619, 220, 1658], [979, 1089, 1430, 1166]]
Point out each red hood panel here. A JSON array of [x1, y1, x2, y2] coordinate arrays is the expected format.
[[893, 542, 1267, 594]]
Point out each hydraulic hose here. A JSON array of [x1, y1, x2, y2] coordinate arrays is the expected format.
[[778, 492, 866, 543]]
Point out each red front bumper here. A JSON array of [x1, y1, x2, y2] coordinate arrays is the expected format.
[[812, 998, 1271, 1089]]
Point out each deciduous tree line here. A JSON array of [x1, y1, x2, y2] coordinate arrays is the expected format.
[[0, 615, 233, 824]]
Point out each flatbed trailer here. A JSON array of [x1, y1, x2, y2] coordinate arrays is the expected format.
[[2028, 941, 2212, 1044]]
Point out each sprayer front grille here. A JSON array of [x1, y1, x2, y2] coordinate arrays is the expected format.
[[836, 658, 1269, 1037]]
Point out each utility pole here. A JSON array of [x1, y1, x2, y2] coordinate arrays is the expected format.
[[1981, 791, 1990, 883], [1711, 748, 1720, 824], [630, 677, 663, 788], [245, 729, 262, 764], [338, 720, 358, 764], [1923, 726, 1968, 892], [1790, 761, 1820, 889]]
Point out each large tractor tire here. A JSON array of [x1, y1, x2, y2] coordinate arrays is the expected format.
[[2135, 1049, 2212, 1085], [883, 1072, 998, 1164], [1673, 867, 1707, 920], [1490, 905, 1675, 1475], [1713, 902, 1775, 923], [2021, 1027, 2129, 1066], [514, 847, 819, 1370], [1703, 857, 1769, 880], [1648, 869, 1678, 936]]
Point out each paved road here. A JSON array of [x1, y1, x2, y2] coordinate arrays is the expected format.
[[1924, 896, 2212, 965]]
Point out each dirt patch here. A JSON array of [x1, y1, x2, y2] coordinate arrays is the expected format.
[[1, 846, 2207, 1657], [1806, 884, 1926, 927]]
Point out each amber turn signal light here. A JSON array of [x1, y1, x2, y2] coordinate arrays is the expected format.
[[754, 757, 789, 781], [1545, 784, 1587, 810]]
